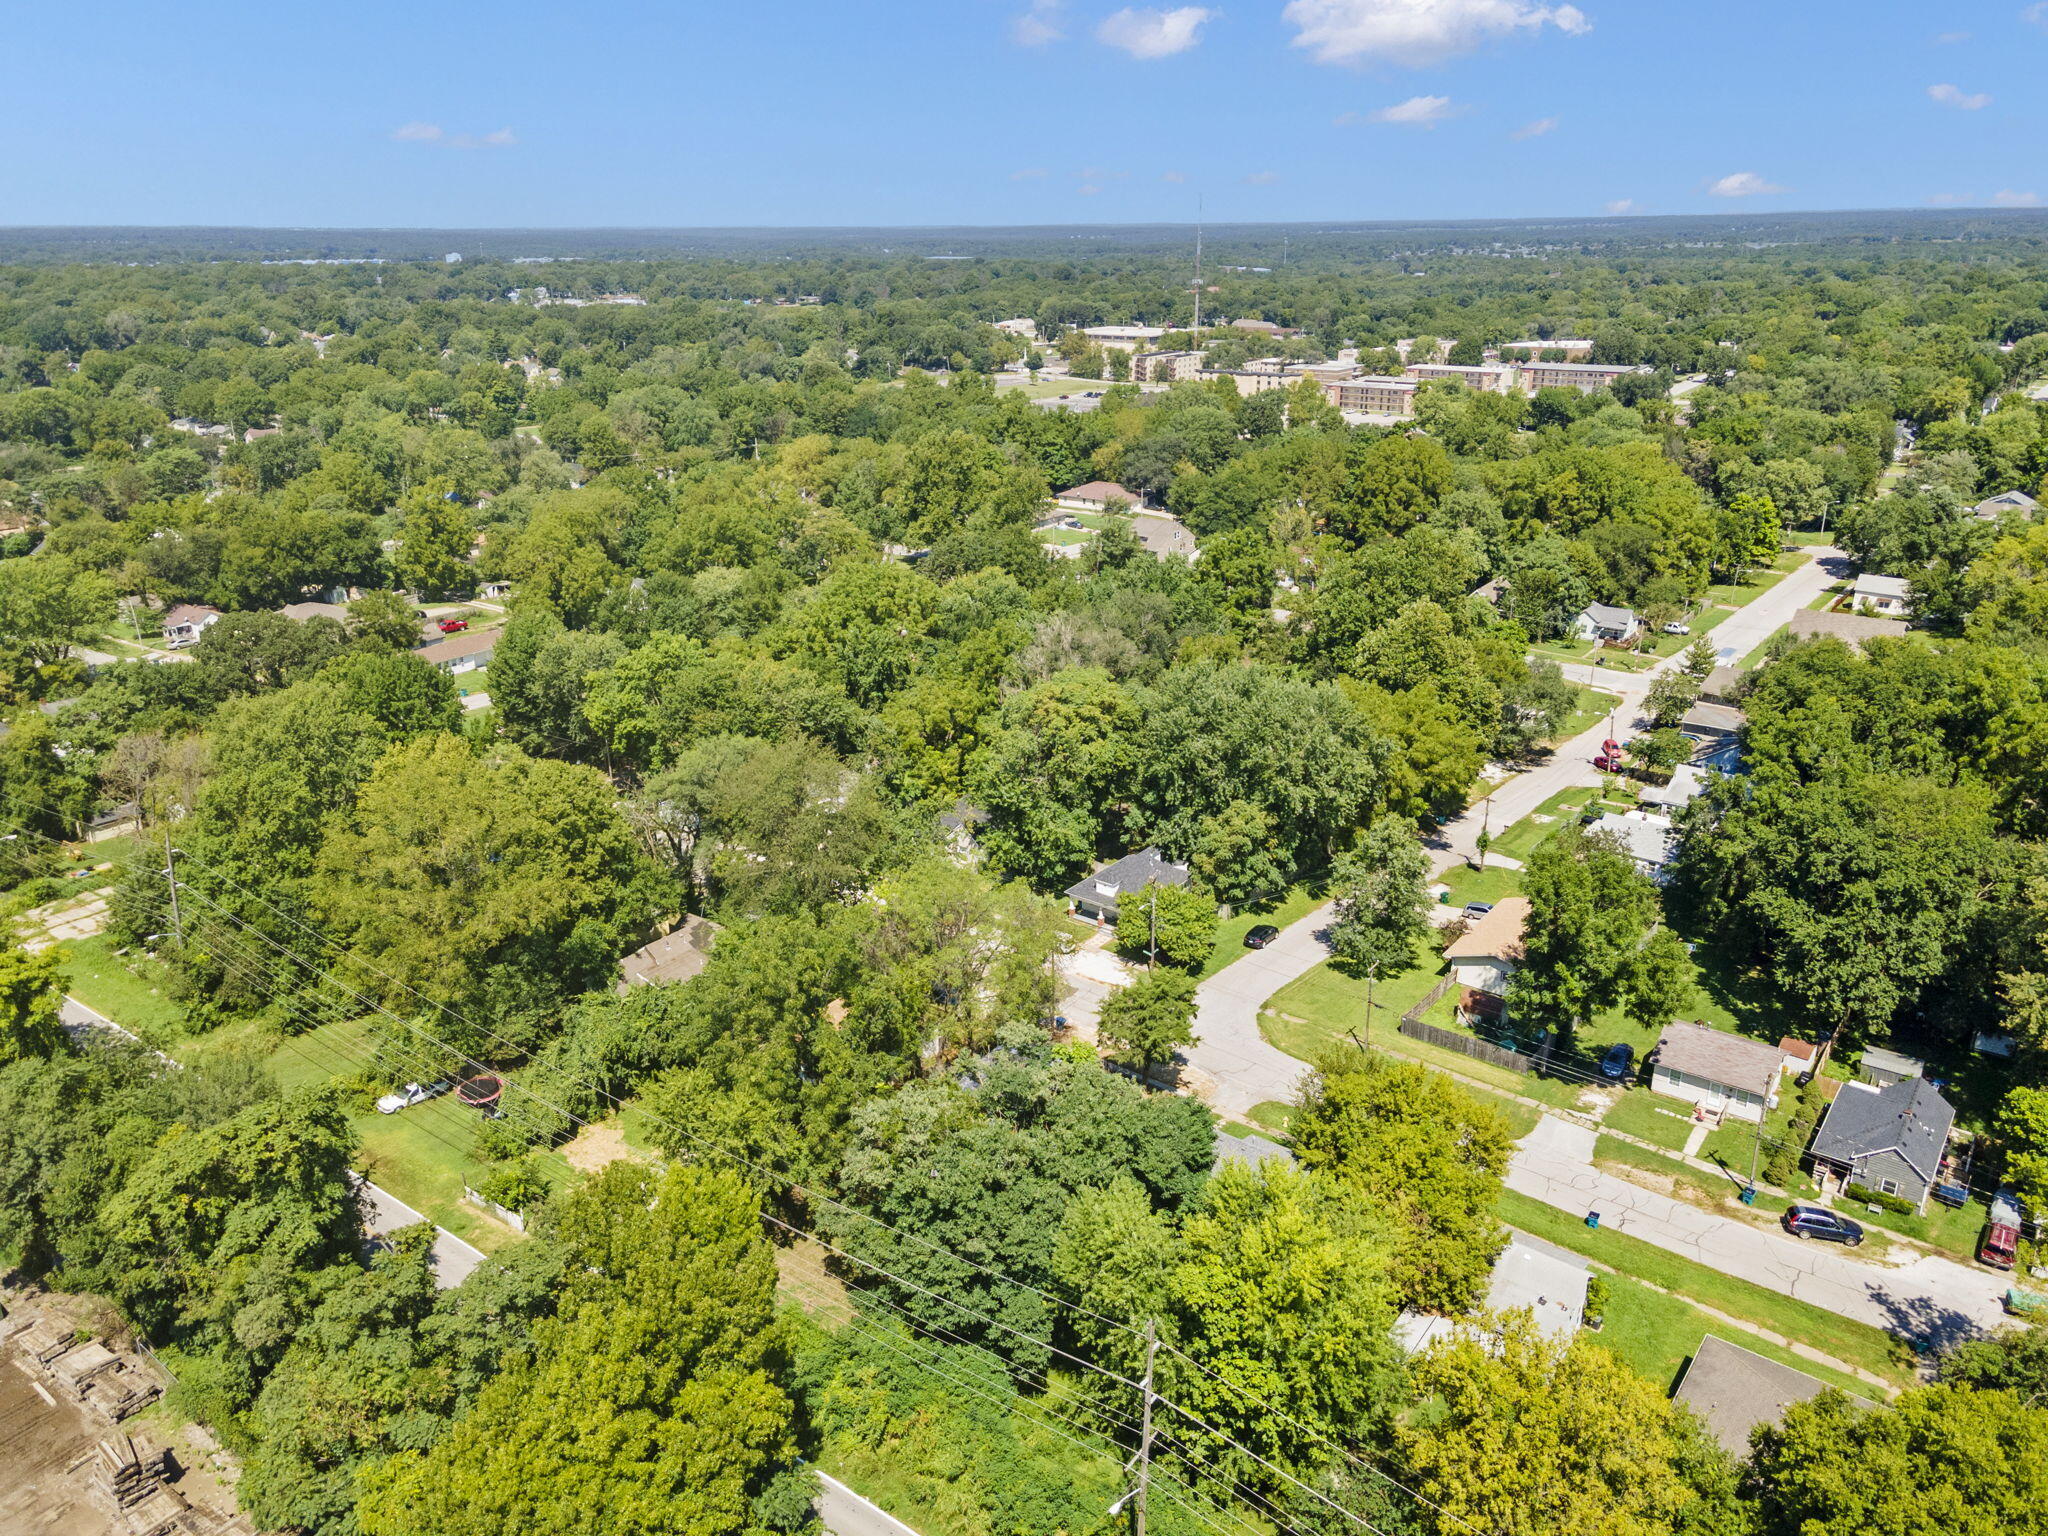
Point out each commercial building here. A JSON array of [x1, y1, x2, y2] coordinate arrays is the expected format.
[[1500, 338, 1596, 359], [1080, 324, 1169, 353]]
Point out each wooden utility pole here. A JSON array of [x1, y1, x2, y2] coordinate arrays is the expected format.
[[1135, 1319, 1157, 1536], [162, 826, 183, 947]]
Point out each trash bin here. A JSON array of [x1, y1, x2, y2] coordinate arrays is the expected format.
[[1739, 1185, 1758, 1206], [1585, 1210, 1601, 1230]]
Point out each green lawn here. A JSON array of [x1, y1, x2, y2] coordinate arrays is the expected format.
[[1262, 947, 1587, 1113], [1601, 1089, 1700, 1152], [1035, 526, 1093, 546], [61, 933, 189, 1045], [1500, 1190, 1914, 1386], [1547, 687, 1626, 746], [1199, 882, 1327, 979], [1595, 1136, 1798, 1221], [1437, 862, 1525, 908], [1489, 786, 1600, 863], [995, 375, 1104, 399], [1244, 1101, 1297, 1139], [1592, 1273, 1875, 1400]]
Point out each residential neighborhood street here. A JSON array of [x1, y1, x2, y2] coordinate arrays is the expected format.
[[1180, 543, 1847, 1120], [1510, 1116, 2008, 1346]]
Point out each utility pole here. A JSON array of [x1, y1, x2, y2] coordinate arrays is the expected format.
[[162, 826, 183, 947], [1135, 1319, 1157, 1536]]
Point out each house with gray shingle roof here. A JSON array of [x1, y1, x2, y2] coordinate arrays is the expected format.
[[1807, 1075, 1955, 1211], [1064, 848, 1189, 924]]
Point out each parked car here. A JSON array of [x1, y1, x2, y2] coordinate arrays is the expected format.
[[1598, 1042, 1634, 1081], [1662, 621, 1691, 636], [376, 1080, 451, 1115], [1243, 924, 1280, 949], [437, 618, 469, 633], [1461, 902, 1494, 920], [1780, 1203, 1865, 1246], [1980, 1220, 2020, 1271]]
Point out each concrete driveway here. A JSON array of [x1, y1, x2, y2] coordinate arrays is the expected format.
[[1511, 1115, 2006, 1347]]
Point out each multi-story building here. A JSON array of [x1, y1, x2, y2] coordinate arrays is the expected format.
[[1324, 375, 1418, 417], [1080, 324, 1169, 353], [1130, 349, 1204, 384], [1405, 362, 1516, 393], [1500, 338, 1596, 359], [1202, 368, 1292, 396], [1515, 360, 1645, 393]]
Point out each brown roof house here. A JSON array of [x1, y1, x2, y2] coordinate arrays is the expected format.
[[1675, 1336, 1855, 1455], [618, 915, 722, 990], [1650, 1021, 1784, 1124], [1053, 480, 1146, 514], [1443, 897, 1530, 1022]]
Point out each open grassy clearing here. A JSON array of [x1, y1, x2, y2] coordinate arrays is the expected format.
[[60, 933, 188, 1045], [1500, 1189, 1914, 1386], [1600, 1089, 1700, 1152]]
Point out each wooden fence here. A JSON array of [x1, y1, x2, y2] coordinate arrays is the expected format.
[[1396, 1015, 1533, 1074]]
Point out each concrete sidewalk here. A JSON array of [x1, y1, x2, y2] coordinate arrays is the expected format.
[[1510, 1115, 2006, 1347]]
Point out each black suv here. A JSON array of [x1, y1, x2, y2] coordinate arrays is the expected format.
[[1243, 925, 1281, 949], [1781, 1203, 1865, 1247]]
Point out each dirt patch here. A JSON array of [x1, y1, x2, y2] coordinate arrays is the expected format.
[[557, 1119, 652, 1175], [774, 1239, 856, 1325]]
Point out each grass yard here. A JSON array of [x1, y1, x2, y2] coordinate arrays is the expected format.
[[61, 933, 189, 1045], [1488, 785, 1600, 863], [1547, 686, 1626, 746], [1600, 1089, 1700, 1152], [1592, 1272, 1875, 1399], [994, 375, 1102, 400], [1199, 882, 1327, 979], [1594, 1136, 1799, 1222], [1437, 861, 1526, 909], [1262, 948, 1588, 1113], [1499, 1189, 1915, 1386], [1244, 1101, 1297, 1139], [1035, 526, 1093, 546]]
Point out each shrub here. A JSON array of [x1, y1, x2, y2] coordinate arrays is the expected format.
[[480, 1156, 550, 1214], [1845, 1183, 1917, 1217], [1583, 1273, 1609, 1329]]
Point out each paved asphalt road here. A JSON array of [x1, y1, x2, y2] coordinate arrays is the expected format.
[[1510, 1116, 2007, 1347], [1180, 547, 1851, 1120], [815, 1471, 924, 1536], [61, 994, 489, 1291]]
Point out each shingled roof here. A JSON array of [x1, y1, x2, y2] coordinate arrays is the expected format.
[[1810, 1075, 1955, 1185]]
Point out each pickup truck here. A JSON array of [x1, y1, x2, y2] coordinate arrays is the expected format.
[[376, 1080, 451, 1115]]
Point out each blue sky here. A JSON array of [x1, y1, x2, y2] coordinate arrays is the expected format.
[[7, 1, 2047, 227]]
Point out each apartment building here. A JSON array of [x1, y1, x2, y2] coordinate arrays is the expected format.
[[1324, 375, 1418, 417], [1516, 359, 1645, 393], [1405, 362, 1516, 393], [1131, 349, 1204, 383], [1501, 338, 1595, 359]]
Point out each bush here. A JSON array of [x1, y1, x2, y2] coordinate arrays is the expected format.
[[479, 1156, 550, 1214], [1845, 1183, 1917, 1217], [1583, 1273, 1609, 1329]]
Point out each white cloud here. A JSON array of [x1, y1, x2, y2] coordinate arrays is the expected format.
[[1928, 82, 1992, 110], [1993, 189, 2042, 206], [1096, 6, 1212, 58], [1243, 170, 1280, 185], [2025, 3, 2048, 29], [1284, 0, 1590, 68], [1010, 167, 1050, 180], [1011, 0, 1063, 47], [1079, 183, 1104, 196], [1511, 115, 1558, 139], [1708, 171, 1786, 198], [1361, 93, 1462, 127], [393, 122, 515, 149], [1604, 198, 1637, 214]]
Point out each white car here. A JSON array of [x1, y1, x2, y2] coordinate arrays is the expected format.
[[376, 1080, 451, 1115], [1662, 621, 1691, 636]]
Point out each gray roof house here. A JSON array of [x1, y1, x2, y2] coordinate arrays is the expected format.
[[1675, 1336, 1857, 1455], [617, 915, 722, 991], [1065, 848, 1190, 924], [1971, 489, 2038, 521], [1808, 1075, 1955, 1210], [413, 628, 497, 674], [1572, 603, 1640, 644], [1789, 609, 1908, 651]]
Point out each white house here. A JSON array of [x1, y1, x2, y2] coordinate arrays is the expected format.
[[1851, 574, 1911, 618], [1053, 480, 1146, 514], [160, 604, 222, 647], [1585, 810, 1676, 881], [1063, 847, 1189, 924], [1444, 897, 1529, 1023], [1571, 603, 1640, 645], [1650, 1022, 1783, 1124]]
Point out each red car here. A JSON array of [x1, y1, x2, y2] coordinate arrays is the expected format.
[[1593, 738, 1626, 772], [437, 618, 469, 634]]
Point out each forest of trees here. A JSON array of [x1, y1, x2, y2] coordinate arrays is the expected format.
[[5, 229, 2048, 1534]]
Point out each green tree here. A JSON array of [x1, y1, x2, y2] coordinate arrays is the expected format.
[[357, 1164, 806, 1536], [0, 939, 65, 1066], [1293, 1050, 1510, 1311], [347, 589, 423, 651], [1401, 1316, 1743, 1536], [1747, 1385, 2048, 1536], [1645, 669, 1703, 728], [0, 553, 117, 668], [1189, 800, 1288, 909], [1326, 817, 1433, 1022], [390, 488, 477, 598], [1097, 969, 1199, 1077], [1114, 880, 1218, 969]]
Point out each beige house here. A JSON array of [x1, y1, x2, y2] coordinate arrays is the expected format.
[[1444, 897, 1530, 1022], [1851, 574, 1911, 617], [1650, 1022, 1783, 1124], [618, 915, 722, 990], [1789, 609, 1908, 651]]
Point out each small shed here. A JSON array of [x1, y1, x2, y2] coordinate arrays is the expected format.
[[1857, 1046, 1923, 1089]]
